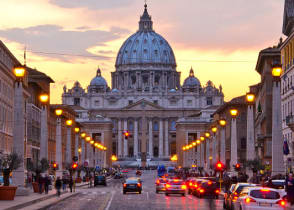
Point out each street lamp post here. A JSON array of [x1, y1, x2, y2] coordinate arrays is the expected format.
[[80, 132, 86, 164], [246, 93, 255, 162], [205, 132, 211, 170], [55, 109, 63, 177], [219, 119, 226, 164], [12, 65, 29, 195], [211, 126, 217, 165], [74, 127, 80, 162], [271, 63, 285, 175], [230, 108, 238, 170], [39, 94, 49, 160]]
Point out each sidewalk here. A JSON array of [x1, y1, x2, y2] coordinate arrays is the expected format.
[[0, 182, 88, 210]]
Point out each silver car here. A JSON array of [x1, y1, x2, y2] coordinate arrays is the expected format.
[[165, 179, 186, 196]]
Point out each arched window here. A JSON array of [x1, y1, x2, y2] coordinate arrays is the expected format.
[[171, 121, 176, 131], [154, 147, 159, 157]]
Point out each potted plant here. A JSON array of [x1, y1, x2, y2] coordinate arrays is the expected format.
[[0, 152, 22, 200], [27, 158, 49, 193]]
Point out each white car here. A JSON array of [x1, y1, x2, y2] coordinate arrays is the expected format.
[[233, 187, 286, 210], [264, 180, 286, 200]]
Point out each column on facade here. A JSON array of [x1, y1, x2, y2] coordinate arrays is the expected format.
[[272, 79, 285, 175], [206, 139, 210, 170], [220, 128, 226, 164], [148, 119, 153, 158], [118, 119, 122, 157], [12, 82, 27, 191], [164, 119, 169, 157], [247, 104, 255, 161], [230, 118, 238, 169], [123, 119, 128, 157], [201, 142, 205, 167], [81, 138, 85, 164], [40, 106, 48, 160], [212, 135, 216, 163], [101, 132, 106, 167], [66, 127, 72, 163], [134, 119, 138, 158], [56, 118, 62, 175], [159, 119, 164, 157], [75, 133, 79, 158]]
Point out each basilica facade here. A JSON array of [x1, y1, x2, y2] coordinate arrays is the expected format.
[[62, 4, 224, 166]]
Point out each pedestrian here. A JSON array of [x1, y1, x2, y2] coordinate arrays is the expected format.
[[55, 177, 62, 197], [249, 172, 260, 184], [69, 177, 73, 193], [62, 176, 67, 191], [286, 173, 294, 206], [44, 175, 50, 194], [38, 175, 44, 194]]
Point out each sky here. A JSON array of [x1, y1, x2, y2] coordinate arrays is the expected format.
[[0, 0, 285, 103]]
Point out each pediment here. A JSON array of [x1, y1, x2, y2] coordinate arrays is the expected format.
[[122, 99, 163, 111]]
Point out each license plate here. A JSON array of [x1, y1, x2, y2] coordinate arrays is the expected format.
[[259, 203, 272, 207]]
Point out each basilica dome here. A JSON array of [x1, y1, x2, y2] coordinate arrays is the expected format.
[[90, 68, 107, 87], [115, 4, 176, 69], [183, 68, 201, 87]]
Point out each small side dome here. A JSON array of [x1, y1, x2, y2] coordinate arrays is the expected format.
[[112, 88, 119, 93], [90, 67, 108, 87], [169, 89, 176, 92], [183, 67, 201, 87]]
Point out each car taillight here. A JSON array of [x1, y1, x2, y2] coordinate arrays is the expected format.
[[198, 188, 204, 193], [166, 184, 171, 189], [156, 180, 160, 185], [194, 184, 198, 188], [276, 200, 286, 207], [232, 196, 238, 201], [123, 184, 127, 188], [215, 189, 220, 194], [208, 181, 212, 185], [137, 183, 141, 187], [189, 182, 193, 187], [245, 197, 256, 203], [181, 185, 187, 190]]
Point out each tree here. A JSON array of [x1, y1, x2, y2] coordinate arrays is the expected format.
[[0, 153, 22, 186], [27, 158, 49, 181]]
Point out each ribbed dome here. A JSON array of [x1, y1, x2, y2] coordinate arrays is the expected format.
[[183, 68, 201, 87], [115, 4, 176, 68], [90, 68, 108, 86]]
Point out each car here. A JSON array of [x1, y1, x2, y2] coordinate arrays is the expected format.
[[123, 178, 142, 194], [226, 183, 257, 210], [223, 184, 236, 209], [195, 180, 220, 198], [191, 179, 206, 195], [94, 175, 107, 186], [264, 180, 287, 200], [156, 177, 168, 193], [186, 178, 197, 194], [233, 187, 287, 210], [165, 179, 186, 196]]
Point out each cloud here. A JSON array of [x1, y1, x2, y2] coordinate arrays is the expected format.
[[0, 24, 130, 61], [49, 0, 135, 10]]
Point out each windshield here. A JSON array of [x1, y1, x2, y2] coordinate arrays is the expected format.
[[169, 180, 184, 185], [126, 180, 138, 184], [250, 190, 280, 199]]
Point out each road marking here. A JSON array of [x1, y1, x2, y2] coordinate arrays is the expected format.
[[146, 192, 149, 200], [105, 191, 115, 210]]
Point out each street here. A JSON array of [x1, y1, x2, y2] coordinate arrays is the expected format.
[[45, 170, 224, 210]]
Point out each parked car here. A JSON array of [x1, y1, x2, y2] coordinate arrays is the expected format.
[[233, 187, 286, 210], [94, 175, 107, 186], [264, 179, 287, 199], [191, 179, 206, 196], [123, 178, 142, 194], [165, 179, 186, 196], [195, 180, 220, 198]]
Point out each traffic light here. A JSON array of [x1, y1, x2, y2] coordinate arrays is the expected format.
[[234, 163, 241, 171], [124, 131, 130, 139], [52, 163, 59, 170], [215, 161, 225, 172], [72, 163, 78, 170]]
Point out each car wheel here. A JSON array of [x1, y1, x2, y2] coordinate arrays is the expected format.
[[123, 191, 126, 194], [156, 190, 159, 194], [165, 193, 169, 196], [182, 193, 185, 197], [139, 191, 141, 194], [215, 195, 219, 199]]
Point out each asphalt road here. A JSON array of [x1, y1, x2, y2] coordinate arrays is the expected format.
[[44, 170, 224, 210]]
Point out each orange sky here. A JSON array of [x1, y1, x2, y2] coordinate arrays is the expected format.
[[0, 0, 285, 103]]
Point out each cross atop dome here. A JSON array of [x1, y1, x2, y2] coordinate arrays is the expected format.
[[96, 67, 101, 77], [189, 67, 195, 77], [139, 2, 153, 32]]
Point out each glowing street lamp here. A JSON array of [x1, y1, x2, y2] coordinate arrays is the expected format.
[[74, 127, 80, 133], [55, 109, 63, 116], [78, 148, 82, 153], [196, 140, 201, 145], [80, 132, 86, 138], [90, 140, 94, 145], [39, 94, 49, 105], [200, 136, 205, 141], [13, 66, 26, 81], [211, 126, 217, 134], [230, 109, 238, 118], [272, 63, 282, 78], [86, 136, 91, 142], [192, 142, 196, 146], [219, 119, 226, 127], [182, 146, 186, 151], [205, 132, 210, 138], [111, 155, 118, 161], [246, 93, 255, 104]]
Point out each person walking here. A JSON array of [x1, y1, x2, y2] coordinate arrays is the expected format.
[[38, 175, 44, 194], [286, 173, 294, 206], [69, 177, 73, 193], [62, 176, 67, 192], [44, 175, 50, 194], [55, 177, 62, 197]]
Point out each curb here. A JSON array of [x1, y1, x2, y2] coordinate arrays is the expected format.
[[37, 192, 80, 210]]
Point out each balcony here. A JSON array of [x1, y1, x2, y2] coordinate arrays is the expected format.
[[286, 115, 294, 131]]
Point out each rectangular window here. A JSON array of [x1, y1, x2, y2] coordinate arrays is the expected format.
[[74, 98, 80, 106], [129, 100, 133, 105], [206, 97, 213, 105], [170, 101, 177, 106], [187, 100, 192, 106], [94, 100, 99, 106], [265, 140, 272, 157], [240, 138, 246, 149], [153, 100, 158, 105]]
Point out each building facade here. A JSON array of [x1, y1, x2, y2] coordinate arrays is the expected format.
[[62, 4, 224, 166]]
